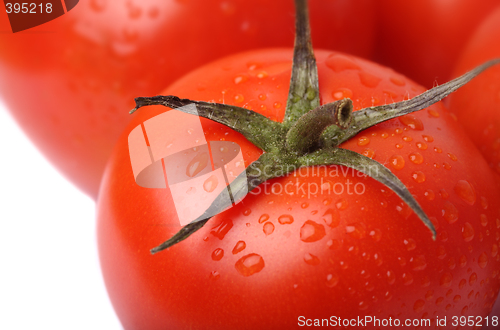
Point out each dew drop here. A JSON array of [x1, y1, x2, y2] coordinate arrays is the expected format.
[[235, 254, 265, 277], [304, 253, 321, 265], [325, 54, 360, 72], [443, 162, 452, 170], [300, 220, 326, 242], [234, 94, 245, 103], [326, 273, 340, 287], [362, 148, 375, 159], [480, 196, 489, 210], [186, 152, 209, 177], [399, 115, 424, 130], [232, 241, 246, 254], [409, 152, 424, 164], [210, 219, 233, 240], [436, 297, 444, 306], [422, 135, 434, 142], [278, 214, 294, 225], [345, 222, 367, 239], [203, 175, 218, 192], [211, 248, 224, 261], [442, 201, 459, 224], [332, 88, 353, 100], [209, 271, 220, 281], [404, 238, 417, 251], [369, 229, 382, 242], [492, 244, 498, 257], [428, 109, 440, 118], [462, 222, 475, 242], [413, 299, 425, 312], [454, 180, 476, 205], [469, 273, 477, 285], [402, 273, 414, 285], [390, 76, 406, 86], [357, 136, 370, 146], [258, 214, 270, 223], [273, 102, 282, 109], [389, 155, 405, 170], [424, 189, 435, 201], [242, 209, 251, 216], [478, 252, 488, 269], [322, 209, 340, 228], [448, 153, 458, 161], [440, 272, 453, 288], [234, 75, 248, 85], [402, 135, 413, 142], [301, 202, 309, 209], [412, 171, 426, 183], [335, 198, 349, 210], [358, 71, 382, 88], [439, 189, 450, 199], [416, 142, 428, 150], [459, 255, 468, 268], [263, 222, 275, 236], [434, 147, 442, 153], [410, 255, 427, 271], [437, 245, 447, 259]]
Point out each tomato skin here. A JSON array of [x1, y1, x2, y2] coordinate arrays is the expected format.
[[0, 0, 375, 198], [447, 6, 500, 177], [97, 49, 500, 329], [374, 0, 500, 88]]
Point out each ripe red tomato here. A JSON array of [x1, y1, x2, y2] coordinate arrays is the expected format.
[[97, 49, 500, 329], [374, 0, 500, 88], [447, 6, 500, 176], [0, 0, 375, 197]]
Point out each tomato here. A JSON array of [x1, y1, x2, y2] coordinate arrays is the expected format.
[[447, 6, 500, 177], [373, 0, 500, 88], [0, 0, 375, 198], [97, 48, 500, 329]]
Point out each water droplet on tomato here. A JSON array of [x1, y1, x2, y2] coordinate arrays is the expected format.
[[301, 202, 309, 209], [422, 135, 434, 142], [263, 222, 275, 236], [390, 76, 406, 86], [480, 196, 489, 209], [300, 220, 326, 242], [358, 71, 382, 88], [186, 152, 209, 177], [478, 253, 488, 269], [232, 241, 246, 254], [409, 152, 424, 164], [442, 202, 459, 224], [448, 153, 458, 161], [424, 189, 435, 201], [203, 175, 218, 192], [399, 115, 424, 130], [257, 214, 270, 224], [404, 238, 417, 251], [413, 299, 425, 312], [362, 148, 375, 159], [389, 155, 405, 170], [443, 162, 452, 170], [462, 222, 475, 242], [440, 272, 453, 287], [335, 198, 348, 210], [454, 180, 476, 205], [416, 142, 428, 150], [322, 209, 340, 228], [332, 88, 353, 100], [469, 273, 477, 285], [410, 255, 427, 271], [345, 222, 367, 240], [428, 109, 440, 118], [357, 136, 370, 146], [278, 214, 294, 225], [242, 209, 251, 216], [235, 254, 265, 277], [209, 271, 220, 281], [412, 171, 426, 183], [369, 229, 382, 242], [325, 54, 360, 72], [210, 219, 233, 240], [211, 248, 224, 261], [402, 273, 414, 285], [234, 75, 248, 85], [304, 253, 320, 265], [326, 273, 340, 287], [434, 146, 442, 153], [234, 94, 245, 103]]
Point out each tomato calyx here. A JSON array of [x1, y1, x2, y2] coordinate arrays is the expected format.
[[131, 0, 500, 254]]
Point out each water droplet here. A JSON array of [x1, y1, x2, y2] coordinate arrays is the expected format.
[[332, 88, 353, 100], [212, 248, 224, 261], [258, 94, 266, 101], [453, 295, 461, 303], [424, 189, 435, 201], [322, 209, 340, 228], [258, 214, 270, 223], [186, 152, 209, 177], [345, 222, 367, 239], [413, 299, 425, 312], [326, 273, 340, 287], [409, 152, 424, 164], [469, 273, 477, 285], [263, 222, 275, 236], [304, 253, 320, 265], [422, 135, 434, 142], [358, 71, 382, 88], [389, 155, 405, 170], [357, 136, 370, 146], [300, 220, 326, 242], [399, 115, 424, 130], [210, 219, 233, 240], [416, 142, 428, 150], [443, 162, 452, 170], [234, 75, 248, 84], [325, 54, 360, 72], [369, 229, 382, 242], [209, 271, 220, 281], [235, 254, 265, 277], [410, 255, 427, 271], [242, 209, 251, 216], [404, 238, 417, 251], [448, 153, 458, 161], [301, 202, 309, 209], [234, 94, 245, 103], [480, 196, 489, 209], [273, 102, 281, 109], [442, 202, 459, 224], [232, 241, 246, 255], [459, 255, 467, 268], [278, 214, 294, 225], [428, 109, 440, 118], [402, 273, 414, 285], [335, 198, 348, 210], [395, 143, 403, 149], [492, 244, 498, 257], [448, 257, 456, 269], [412, 171, 426, 183], [434, 147, 442, 153], [439, 189, 450, 199], [390, 76, 406, 86], [478, 252, 488, 268], [362, 148, 375, 159], [454, 180, 476, 205], [402, 135, 413, 142], [202, 175, 218, 193], [440, 272, 453, 288], [462, 222, 475, 242]]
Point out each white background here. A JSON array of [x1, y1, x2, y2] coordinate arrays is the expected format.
[[0, 102, 122, 329]]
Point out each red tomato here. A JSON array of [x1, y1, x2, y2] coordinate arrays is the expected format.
[[97, 49, 500, 329], [374, 0, 500, 88], [447, 6, 500, 176], [0, 0, 375, 198]]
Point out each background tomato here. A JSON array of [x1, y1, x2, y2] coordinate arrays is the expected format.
[[0, 0, 375, 198], [373, 0, 500, 88], [447, 6, 500, 177], [97, 49, 500, 329]]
